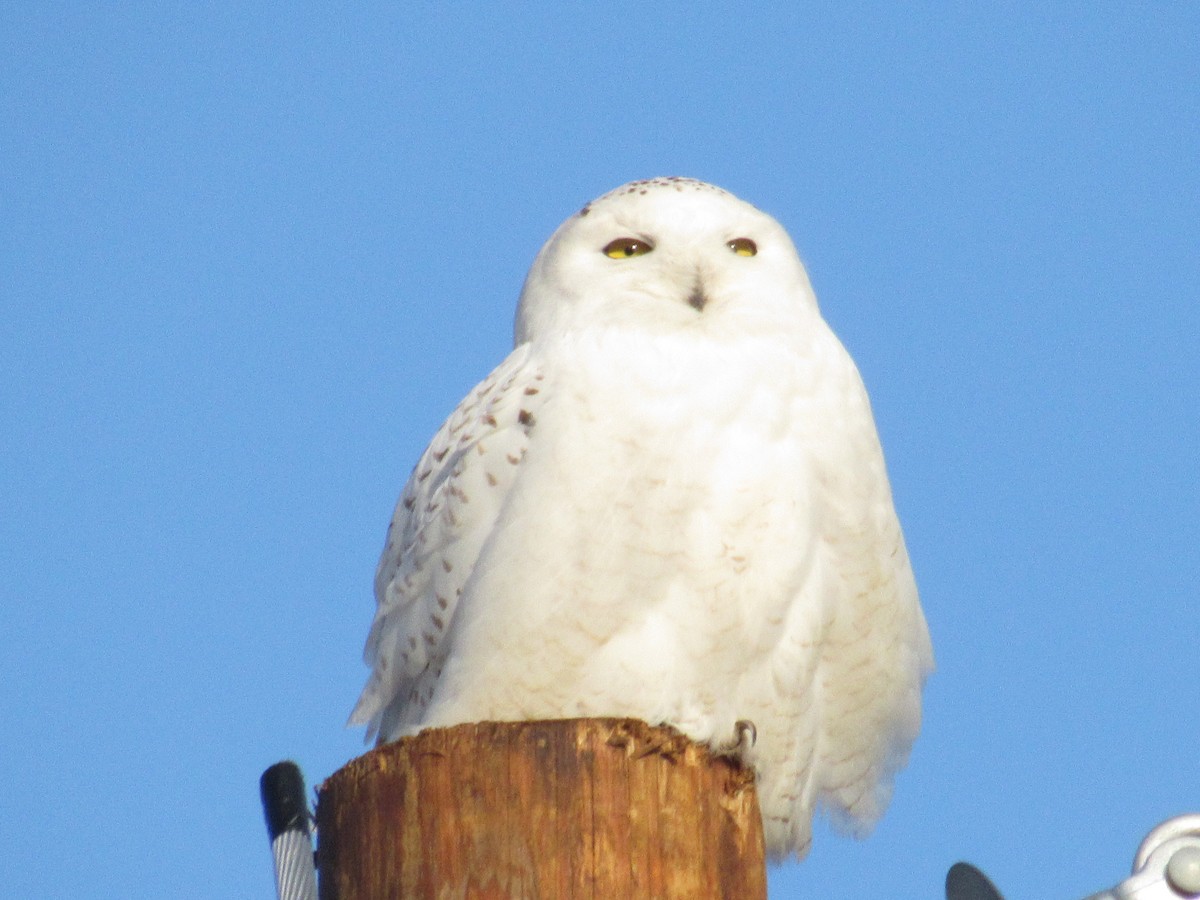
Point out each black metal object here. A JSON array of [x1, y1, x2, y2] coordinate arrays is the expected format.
[[947, 861, 1005, 900]]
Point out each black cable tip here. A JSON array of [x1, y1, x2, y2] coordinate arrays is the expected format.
[[946, 861, 1005, 900], [260, 760, 310, 840]]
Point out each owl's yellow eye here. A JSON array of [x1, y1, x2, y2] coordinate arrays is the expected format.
[[603, 237, 653, 259], [728, 238, 757, 257]]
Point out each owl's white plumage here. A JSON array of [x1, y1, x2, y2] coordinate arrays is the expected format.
[[351, 177, 933, 858]]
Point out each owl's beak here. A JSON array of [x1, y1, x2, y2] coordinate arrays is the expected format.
[[687, 278, 710, 312]]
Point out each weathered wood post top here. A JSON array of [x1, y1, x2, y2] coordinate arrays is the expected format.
[[317, 717, 767, 899]]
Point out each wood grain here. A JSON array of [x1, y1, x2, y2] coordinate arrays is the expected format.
[[316, 718, 766, 900]]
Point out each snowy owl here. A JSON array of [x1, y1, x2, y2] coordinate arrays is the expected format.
[[350, 177, 933, 858]]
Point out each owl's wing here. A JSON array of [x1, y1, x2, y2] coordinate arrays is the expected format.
[[803, 351, 933, 833], [749, 336, 934, 858], [348, 343, 545, 743]]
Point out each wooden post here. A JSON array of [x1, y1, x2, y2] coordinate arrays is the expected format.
[[316, 718, 766, 899]]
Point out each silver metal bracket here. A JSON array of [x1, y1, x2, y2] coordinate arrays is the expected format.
[[947, 815, 1200, 900], [1084, 815, 1200, 900]]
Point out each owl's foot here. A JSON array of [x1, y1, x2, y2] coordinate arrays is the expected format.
[[734, 718, 757, 755], [714, 719, 757, 766]]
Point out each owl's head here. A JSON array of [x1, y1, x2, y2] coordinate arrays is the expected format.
[[514, 178, 821, 345]]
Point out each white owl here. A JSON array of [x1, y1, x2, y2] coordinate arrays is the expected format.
[[350, 177, 933, 858]]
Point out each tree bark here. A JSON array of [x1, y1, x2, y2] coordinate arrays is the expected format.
[[316, 718, 766, 900]]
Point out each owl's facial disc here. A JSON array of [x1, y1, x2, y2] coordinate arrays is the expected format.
[[514, 178, 823, 344]]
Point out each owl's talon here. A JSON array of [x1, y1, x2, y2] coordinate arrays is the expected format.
[[714, 719, 757, 765]]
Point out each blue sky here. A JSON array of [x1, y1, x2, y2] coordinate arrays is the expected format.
[[2, 4, 1197, 898]]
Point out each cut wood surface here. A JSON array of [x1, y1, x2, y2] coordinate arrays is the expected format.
[[317, 718, 766, 900]]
